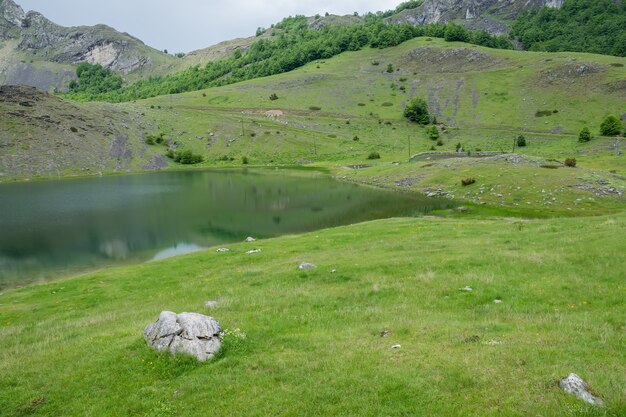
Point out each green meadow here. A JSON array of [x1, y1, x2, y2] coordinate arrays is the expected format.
[[0, 37, 625, 416], [1, 213, 624, 416]]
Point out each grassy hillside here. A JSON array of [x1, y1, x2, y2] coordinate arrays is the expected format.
[[0, 86, 169, 178], [136, 38, 625, 215], [0, 212, 624, 416]]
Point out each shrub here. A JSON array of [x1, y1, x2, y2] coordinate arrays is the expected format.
[[516, 135, 527, 147], [70, 127, 78, 133], [146, 132, 165, 145], [173, 149, 204, 164], [564, 158, 577, 167], [309, 106, 321, 111], [367, 152, 381, 160], [382, 102, 393, 107], [436, 139, 444, 146], [461, 178, 476, 186], [242, 156, 249, 165], [455, 142, 463, 152], [269, 93, 278, 101], [404, 97, 430, 125], [426, 126, 440, 141], [386, 64, 394, 73], [578, 127, 592, 142], [353, 136, 360, 141], [444, 24, 470, 42], [600, 115, 622, 136]]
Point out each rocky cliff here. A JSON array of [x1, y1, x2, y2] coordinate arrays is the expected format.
[[0, 0, 174, 90], [388, 0, 563, 34]]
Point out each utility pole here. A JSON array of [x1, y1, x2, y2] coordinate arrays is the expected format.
[[408, 135, 411, 161]]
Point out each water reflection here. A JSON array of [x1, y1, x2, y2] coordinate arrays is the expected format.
[[0, 169, 450, 288]]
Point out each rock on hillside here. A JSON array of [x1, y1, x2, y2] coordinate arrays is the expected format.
[[0, 85, 168, 179], [388, 0, 563, 34], [0, 0, 174, 90]]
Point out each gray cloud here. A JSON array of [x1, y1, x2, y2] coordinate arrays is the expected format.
[[16, 0, 400, 53]]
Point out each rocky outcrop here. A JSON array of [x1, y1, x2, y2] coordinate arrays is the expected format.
[[388, 0, 563, 34], [144, 311, 222, 361], [0, 0, 173, 90]]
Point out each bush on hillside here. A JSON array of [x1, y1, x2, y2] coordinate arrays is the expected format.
[[170, 149, 204, 164], [444, 24, 470, 42], [600, 115, 623, 136], [578, 127, 592, 142], [404, 97, 430, 125], [461, 178, 476, 186], [426, 126, 440, 141], [516, 135, 527, 147], [367, 152, 381, 160], [564, 158, 577, 167]]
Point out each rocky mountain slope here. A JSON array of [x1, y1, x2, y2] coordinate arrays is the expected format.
[[388, 0, 563, 34], [0, 0, 175, 90], [0, 85, 168, 178]]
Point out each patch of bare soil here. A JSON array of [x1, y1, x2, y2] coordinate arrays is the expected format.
[[537, 62, 606, 87], [407, 47, 504, 73]]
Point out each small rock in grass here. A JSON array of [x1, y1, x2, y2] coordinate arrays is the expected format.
[[380, 329, 390, 338], [216, 248, 230, 253], [560, 373, 604, 406], [494, 299, 503, 304], [460, 286, 473, 292], [204, 300, 218, 308], [298, 263, 317, 270], [391, 344, 401, 349], [245, 236, 256, 242], [246, 249, 262, 254], [331, 269, 337, 273]]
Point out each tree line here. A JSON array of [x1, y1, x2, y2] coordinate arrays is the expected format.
[[62, 14, 511, 102]]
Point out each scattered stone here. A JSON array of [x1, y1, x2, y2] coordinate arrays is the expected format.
[[144, 311, 222, 361], [331, 269, 337, 273], [204, 300, 218, 308], [298, 263, 317, 270], [245, 236, 256, 242], [460, 286, 473, 292], [246, 249, 262, 254], [559, 373, 604, 406], [380, 329, 390, 338], [216, 248, 230, 253], [391, 344, 401, 349], [494, 299, 503, 304]]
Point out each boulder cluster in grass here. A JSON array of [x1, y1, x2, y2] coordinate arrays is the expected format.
[[144, 311, 221, 361]]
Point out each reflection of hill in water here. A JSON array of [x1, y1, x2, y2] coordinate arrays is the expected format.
[[0, 169, 451, 287]]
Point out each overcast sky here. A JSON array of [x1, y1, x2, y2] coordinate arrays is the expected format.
[[16, 0, 400, 53]]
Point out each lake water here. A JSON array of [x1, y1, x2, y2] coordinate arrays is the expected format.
[[0, 169, 448, 289]]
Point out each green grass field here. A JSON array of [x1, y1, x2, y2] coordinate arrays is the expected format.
[[0, 212, 624, 416]]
